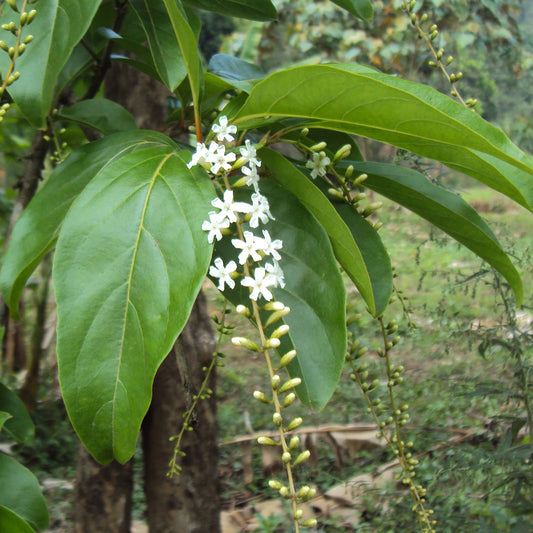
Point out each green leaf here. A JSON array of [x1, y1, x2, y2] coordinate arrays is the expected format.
[[183, 0, 277, 21], [259, 147, 386, 315], [0, 383, 34, 443], [54, 146, 214, 463], [0, 0, 102, 127], [330, 0, 373, 21], [0, 506, 35, 533], [162, 0, 202, 119], [130, 0, 188, 91], [0, 130, 174, 319], [344, 161, 524, 304], [208, 54, 264, 82], [58, 99, 138, 134], [0, 454, 48, 532], [234, 64, 533, 211], [212, 180, 346, 410], [0, 412, 12, 433]]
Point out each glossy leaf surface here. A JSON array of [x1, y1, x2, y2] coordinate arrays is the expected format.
[[234, 64, 533, 210], [0, 0, 102, 127], [212, 180, 346, 410], [183, 0, 277, 20], [131, 0, 188, 91], [331, 0, 373, 20], [0, 506, 35, 533], [259, 148, 387, 315], [54, 145, 213, 463], [344, 161, 524, 304], [0, 454, 48, 531], [1, 131, 174, 319], [58, 99, 137, 134], [0, 383, 34, 443]]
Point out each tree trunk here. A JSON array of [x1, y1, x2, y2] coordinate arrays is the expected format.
[[142, 292, 220, 533], [74, 445, 133, 533]]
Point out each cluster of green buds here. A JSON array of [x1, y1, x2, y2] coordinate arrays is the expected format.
[[0, 0, 37, 122], [167, 306, 233, 477], [44, 112, 70, 164], [402, 0, 476, 109], [346, 312, 435, 532], [237, 301, 317, 531]]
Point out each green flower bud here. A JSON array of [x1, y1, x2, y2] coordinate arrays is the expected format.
[[310, 141, 327, 152], [264, 337, 280, 349], [279, 486, 290, 498], [27, 10, 37, 24], [327, 188, 344, 200], [268, 479, 283, 490], [273, 412, 283, 426], [277, 349, 297, 369], [264, 307, 290, 328], [282, 451, 291, 463], [271, 324, 289, 339], [236, 304, 250, 317], [289, 436, 300, 449], [279, 377, 301, 393], [253, 390, 271, 404], [292, 450, 310, 467], [0, 40, 8, 51], [297, 486, 310, 499], [17, 43, 26, 55], [231, 337, 260, 352], [286, 417, 303, 431], [271, 374, 281, 390], [263, 301, 285, 311], [300, 127, 309, 137], [333, 143, 351, 162], [257, 436, 279, 446], [7, 0, 18, 12], [345, 164, 354, 179], [293, 509, 303, 520], [282, 392, 296, 408], [301, 518, 318, 528]]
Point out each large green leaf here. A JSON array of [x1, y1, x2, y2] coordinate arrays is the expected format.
[[183, 0, 277, 21], [234, 64, 533, 211], [212, 180, 346, 410], [58, 99, 137, 134], [0, 131, 175, 319], [330, 0, 373, 20], [0, 506, 35, 533], [54, 146, 214, 463], [0, 0, 102, 127], [259, 148, 391, 315], [0, 383, 34, 443], [130, 0, 188, 91], [0, 454, 48, 531], [342, 161, 524, 304], [162, 0, 202, 118]]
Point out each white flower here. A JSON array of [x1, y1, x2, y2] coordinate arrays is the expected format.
[[257, 229, 282, 261], [209, 257, 237, 291], [248, 192, 274, 228], [232, 230, 262, 265], [187, 142, 208, 169], [239, 140, 262, 168], [211, 115, 238, 143], [265, 261, 286, 288], [242, 164, 260, 192], [211, 190, 251, 224], [241, 267, 277, 301], [202, 211, 230, 243], [306, 151, 331, 179], [210, 144, 236, 175]]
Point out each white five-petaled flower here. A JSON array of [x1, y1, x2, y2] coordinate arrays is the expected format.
[[211, 190, 251, 224], [306, 151, 331, 179], [241, 267, 276, 301], [265, 261, 286, 288], [232, 230, 263, 265], [210, 144, 236, 175], [239, 140, 262, 168], [211, 115, 238, 143], [242, 164, 260, 192], [209, 257, 237, 291], [257, 229, 282, 261], [248, 192, 274, 228], [202, 211, 230, 243]]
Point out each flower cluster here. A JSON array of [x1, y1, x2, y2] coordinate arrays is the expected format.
[[190, 116, 285, 301]]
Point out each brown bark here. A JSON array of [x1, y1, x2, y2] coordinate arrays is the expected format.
[[74, 445, 133, 533], [142, 292, 220, 533]]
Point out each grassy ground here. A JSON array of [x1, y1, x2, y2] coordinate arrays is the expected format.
[[10, 183, 533, 532]]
